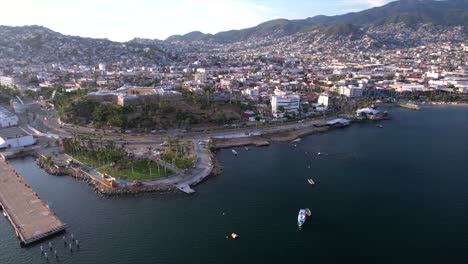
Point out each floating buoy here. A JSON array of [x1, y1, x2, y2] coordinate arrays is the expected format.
[[231, 233, 238, 239]]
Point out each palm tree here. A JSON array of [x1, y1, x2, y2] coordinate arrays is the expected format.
[[147, 159, 152, 178]]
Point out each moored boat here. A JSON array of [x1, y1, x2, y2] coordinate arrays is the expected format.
[[308, 179, 315, 185], [399, 103, 420, 110], [298, 208, 311, 228], [232, 149, 238, 155]]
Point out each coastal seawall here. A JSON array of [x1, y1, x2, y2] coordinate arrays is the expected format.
[[210, 123, 340, 149]]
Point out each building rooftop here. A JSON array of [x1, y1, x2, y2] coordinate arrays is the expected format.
[[89, 86, 181, 99], [0, 106, 17, 119], [0, 127, 28, 139]]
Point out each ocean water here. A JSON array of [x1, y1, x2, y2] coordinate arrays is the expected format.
[[1, 106, 467, 264]]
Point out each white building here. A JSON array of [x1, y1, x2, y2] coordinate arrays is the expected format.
[[392, 83, 425, 93], [0, 106, 18, 128], [317, 94, 329, 108], [426, 72, 440, 79], [194, 73, 207, 83], [242, 87, 260, 101], [0, 76, 15, 88], [339, 85, 363, 97], [0, 127, 36, 149], [99, 63, 106, 72], [271, 94, 300, 118]]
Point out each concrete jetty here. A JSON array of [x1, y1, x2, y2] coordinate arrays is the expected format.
[[0, 159, 66, 246]]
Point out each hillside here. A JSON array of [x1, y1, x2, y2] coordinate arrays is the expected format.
[[165, 0, 467, 44], [0, 25, 170, 65]]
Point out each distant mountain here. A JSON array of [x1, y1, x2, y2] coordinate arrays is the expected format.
[[165, 0, 468, 43], [0, 25, 170, 65], [166, 31, 213, 42], [0, 0, 466, 66]]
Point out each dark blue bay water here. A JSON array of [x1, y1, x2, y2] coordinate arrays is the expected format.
[[1, 106, 468, 264]]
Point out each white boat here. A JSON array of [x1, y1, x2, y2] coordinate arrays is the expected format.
[[308, 179, 315, 185], [292, 138, 302, 143], [298, 208, 311, 228], [399, 103, 420, 110], [244, 147, 250, 151], [232, 149, 238, 155]]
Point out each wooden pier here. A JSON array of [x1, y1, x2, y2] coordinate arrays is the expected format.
[[0, 159, 66, 246]]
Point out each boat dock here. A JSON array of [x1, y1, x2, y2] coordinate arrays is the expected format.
[[0, 159, 66, 246]]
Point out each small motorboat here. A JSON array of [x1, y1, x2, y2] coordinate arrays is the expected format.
[[317, 152, 322, 156], [232, 149, 238, 155], [292, 138, 302, 143], [244, 147, 250, 151], [308, 179, 315, 185], [298, 208, 311, 228], [376, 124, 383, 128]]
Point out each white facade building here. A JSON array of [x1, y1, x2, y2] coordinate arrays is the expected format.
[[426, 72, 440, 79], [98, 63, 106, 72], [317, 94, 329, 108], [0, 76, 15, 88], [0, 127, 36, 149], [242, 87, 260, 101], [194, 73, 207, 83], [339, 86, 363, 97], [0, 106, 18, 128], [271, 94, 300, 118]]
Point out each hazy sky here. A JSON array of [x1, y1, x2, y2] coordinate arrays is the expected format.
[[0, 0, 394, 42]]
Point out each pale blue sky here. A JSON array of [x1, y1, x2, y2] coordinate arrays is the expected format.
[[0, 0, 394, 41]]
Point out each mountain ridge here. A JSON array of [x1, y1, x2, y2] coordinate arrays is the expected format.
[[164, 0, 467, 43]]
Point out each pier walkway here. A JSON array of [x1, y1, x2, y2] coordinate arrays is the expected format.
[[0, 159, 66, 246]]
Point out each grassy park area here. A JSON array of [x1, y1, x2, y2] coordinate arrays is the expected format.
[[98, 159, 173, 181]]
